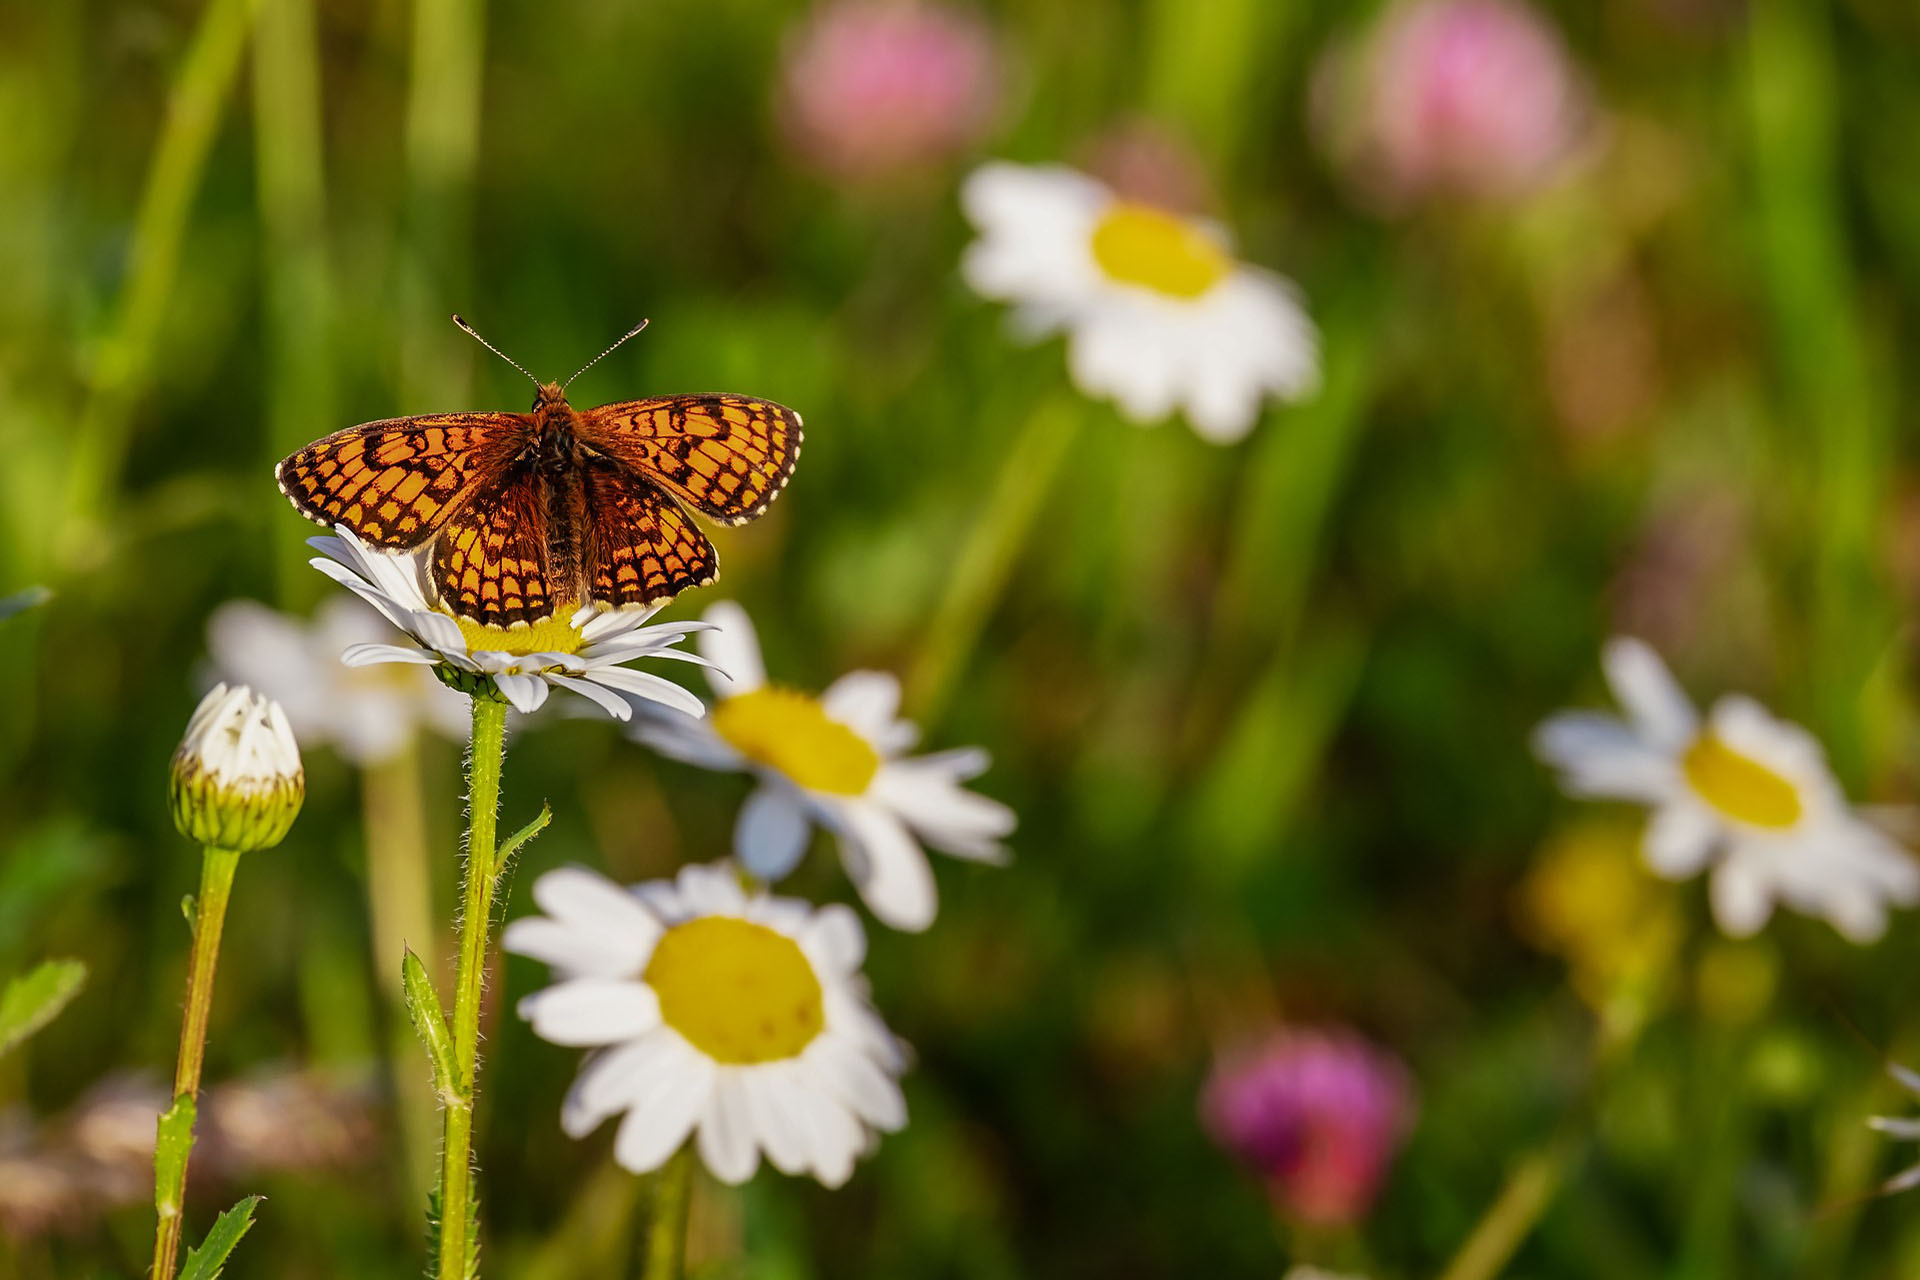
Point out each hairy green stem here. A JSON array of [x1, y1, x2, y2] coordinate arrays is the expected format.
[[150, 844, 242, 1279], [640, 1147, 693, 1280], [437, 694, 507, 1280]]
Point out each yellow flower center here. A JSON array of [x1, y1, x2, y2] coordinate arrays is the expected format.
[[710, 686, 881, 795], [644, 916, 825, 1065], [1682, 734, 1802, 829], [1089, 202, 1231, 299], [454, 613, 584, 658]]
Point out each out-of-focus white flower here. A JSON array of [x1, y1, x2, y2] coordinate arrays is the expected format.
[[1868, 1057, 1920, 1197], [780, 0, 999, 179], [170, 684, 305, 853], [306, 527, 711, 721], [628, 602, 1014, 933], [504, 862, 907, 1188], [1535, 638, 1920, 942], [207, 597, 469, 766], [1314, 0, 1589, 208], [960, 160, 1319, 443]]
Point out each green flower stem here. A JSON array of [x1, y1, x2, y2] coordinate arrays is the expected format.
[[150, 843, 243, 1280], [437, 693, 508, 1280], [1435, 1129, 1581, 1280], [61, 0, 262, 565], [640, 1146, 694, 1280], [905, 395, 1081, 724], [362, 742, 439, 1214]]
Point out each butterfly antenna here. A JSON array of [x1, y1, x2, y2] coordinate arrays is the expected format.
[[564, 319, 650, 389], [451, 314, 540, 387]]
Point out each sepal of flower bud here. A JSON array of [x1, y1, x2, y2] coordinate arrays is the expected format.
[[169, 684, 305, 853]]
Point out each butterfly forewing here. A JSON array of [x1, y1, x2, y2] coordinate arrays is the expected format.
[[582, 464, 719, 608], [581, 394, 802, 526], [430, 467, 559, 628], [277, 412, 527, 550]]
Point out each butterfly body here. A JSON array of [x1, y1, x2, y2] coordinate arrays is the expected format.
[[278, 382, 801, 630]]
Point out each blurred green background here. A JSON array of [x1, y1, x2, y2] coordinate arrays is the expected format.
[[5, 0, 1920, 1275]]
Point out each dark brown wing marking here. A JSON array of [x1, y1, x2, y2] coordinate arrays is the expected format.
[[429, 466, 559, 628], [579, 395, 802, 526], [275, 413, 527, 549], [581, 464, 718, 609]]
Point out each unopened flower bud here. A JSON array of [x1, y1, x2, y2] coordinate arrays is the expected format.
[[170, 684, 305, 853]]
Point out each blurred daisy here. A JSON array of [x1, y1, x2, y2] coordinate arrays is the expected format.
[[1868, 1057, 1920, 1197], [0, 586, 50, 622], [1201, 1027, 1413, 1226], [207, 597, 469, 766], [307, 526, 710, 720], [629, 601, 1014, 932], [960, 160, 1319, 443], [504, 862, 906, 1188], [780, 0, 999, 179], [1534, 637, 1920, 942]]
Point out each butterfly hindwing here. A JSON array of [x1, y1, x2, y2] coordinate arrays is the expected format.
[[430, 465, 560, 628], [581, 464, 718, 609], [580, 395, 802, 526], [277, 413, 526, 549]]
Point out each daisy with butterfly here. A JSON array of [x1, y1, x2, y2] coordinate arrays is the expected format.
[[275, 315, 802, 1280]]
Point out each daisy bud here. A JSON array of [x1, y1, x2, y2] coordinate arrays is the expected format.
[[169, 684, 305, 853]]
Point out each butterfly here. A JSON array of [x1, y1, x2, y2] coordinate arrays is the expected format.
[[276, 317, 802, 630]]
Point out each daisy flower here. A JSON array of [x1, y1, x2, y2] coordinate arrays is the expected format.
[[306, 526, 710, 721], [960, 160, 1319, 443], [628, 601, 1014, 932], [1868, 1057, 1920, 1197], [503, 862, 907, 1188], [207, 596, 469, 766], [1534, 637, 1920, 942]]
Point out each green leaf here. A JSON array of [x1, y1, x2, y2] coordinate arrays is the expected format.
[[425, 1170, 481, 1280], [496, 802, 552, 868], [178, 1194, 262, 1280], [403, 948, 458, 1101], [153, 1094, 197, 1220], [0, 958, 87, 1057]]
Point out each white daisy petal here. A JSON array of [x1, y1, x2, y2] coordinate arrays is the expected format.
[[1643, 803, 1718, 879], [491, 672, 549, 714], [735, 784, 814, 882], [819, 671, 904, 742], [1602, 637, 1697, 750], [743, 1066, 814, 1176], [613, 1050, 715, 1175], [699, 601, 766, 698], [697, 1071, 763, 1185], [586, 666, 708, 719], [829, 801, 939, 932], [1709, 856, 1776, 938], [803, 904, 867, 976], [518, 980, 662, 1046], [547, 673, 634, 721]]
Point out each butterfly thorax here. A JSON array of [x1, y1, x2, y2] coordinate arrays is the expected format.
[[529, 385, 584, 474]]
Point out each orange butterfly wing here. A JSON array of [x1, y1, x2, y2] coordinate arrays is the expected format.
[[579, 395, 802, 526], [580, 463, 719, 609], [430, 466, 562, 629], [276, 413, 525, 550]]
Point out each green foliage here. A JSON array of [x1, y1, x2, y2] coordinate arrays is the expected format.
[[179, 1195, 264, 1280], [3, 0, 1920, 1275], [403, 947, 458, 1102], [426, 1172, 481, 1280], [0, 957, 85, 1057], [495, 802, 552, 870], [153, 1094, 197, 1222]]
